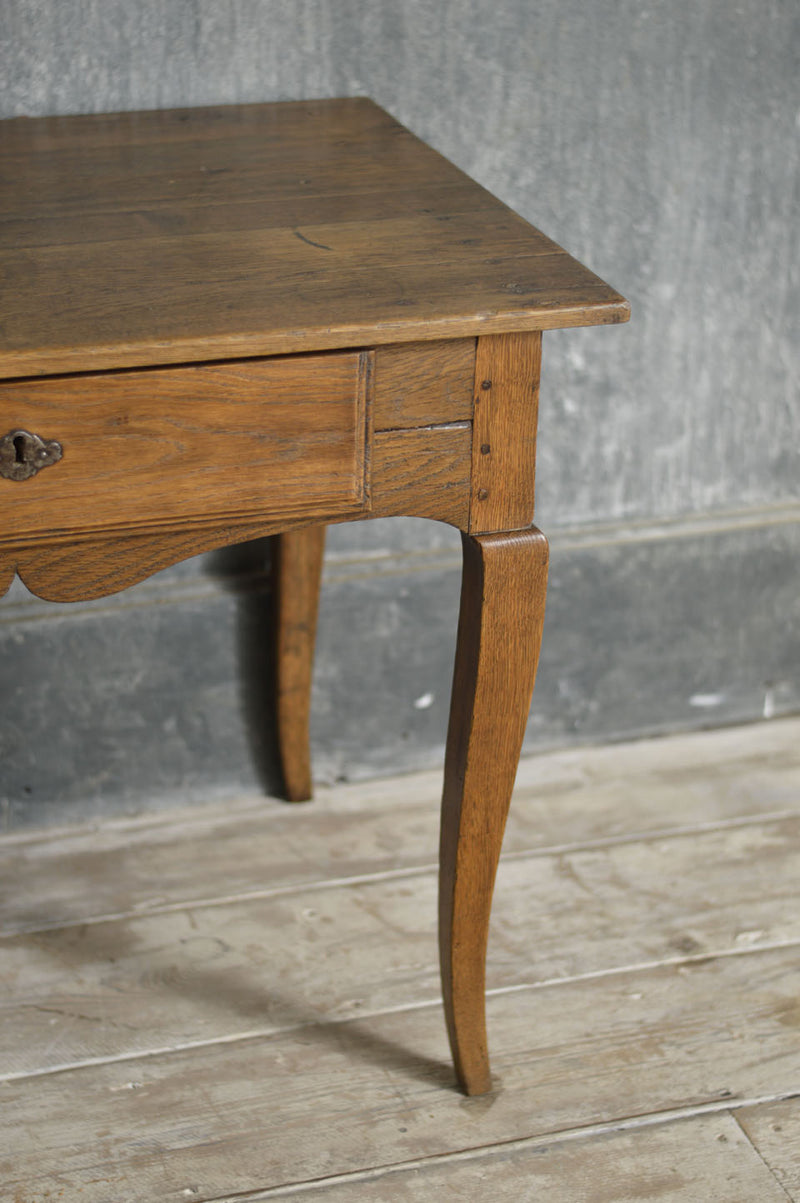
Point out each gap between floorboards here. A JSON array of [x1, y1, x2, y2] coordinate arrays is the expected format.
[[5, 935, 800, 1086], [4, 805, 798, 939], [192, 1090, 800, 1202], [729, 1111, 796, 1203]]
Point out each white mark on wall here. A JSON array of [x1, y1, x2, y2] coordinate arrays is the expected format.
[[763, 687, 775, 719], [566, 345, 586, 371], [654, 281, 678, 303], [413, 692, 435, 710], [689, 693, 725, 708]]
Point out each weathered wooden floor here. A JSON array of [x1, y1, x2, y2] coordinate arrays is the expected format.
[[2, 717, 799, 1201]]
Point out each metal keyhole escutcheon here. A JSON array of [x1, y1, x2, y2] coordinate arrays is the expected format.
[[0, 429, 63, 481]]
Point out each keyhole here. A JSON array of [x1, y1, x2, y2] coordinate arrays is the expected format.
[[0, 429, 62, 479]]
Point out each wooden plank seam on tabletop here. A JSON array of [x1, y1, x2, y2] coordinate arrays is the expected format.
[[0, 99, 628, 378]]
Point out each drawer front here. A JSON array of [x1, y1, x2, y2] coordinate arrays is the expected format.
[[0, 352, 370, 543]]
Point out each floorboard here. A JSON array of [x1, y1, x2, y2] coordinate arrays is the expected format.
[[1, 717, 798, 1202], [3, 816, 800, 1077], [737, 1097, 800, 1199], [3, 718, 797, 934], [3, 949, 800, 1200], [217, 1113, 792, 1202]]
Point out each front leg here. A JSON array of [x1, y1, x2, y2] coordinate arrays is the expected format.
[[439, 526, 549, 1094]]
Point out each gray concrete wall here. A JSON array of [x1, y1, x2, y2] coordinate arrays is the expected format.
[[1, 1, 798, 827]]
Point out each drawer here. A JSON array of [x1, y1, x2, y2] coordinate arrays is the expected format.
[[0, 351, 370, 544]]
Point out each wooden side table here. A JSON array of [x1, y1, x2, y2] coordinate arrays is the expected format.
[[0, 98, 628, 1094]]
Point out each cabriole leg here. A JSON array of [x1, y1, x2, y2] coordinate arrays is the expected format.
[[439, 526, 549, 1094]]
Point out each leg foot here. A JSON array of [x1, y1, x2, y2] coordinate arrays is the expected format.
[[273, 525, 326, 802], [439, 526, 549, 1094]]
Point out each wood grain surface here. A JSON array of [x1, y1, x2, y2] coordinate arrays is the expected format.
[[439, 527, 549, 1093], [1, 718, 797, 1200], [3, 812, 800, 1075], [469, 331, 542, 533], [0, 98, 629, 377], [0, 352, 370, 542], [737, 1098, 800, 1199], [231, 1114, 791, 1201], [273, 525, 327, 802], [0, 513, 316, 602], [3, 718, 796, 934], [373, 339, 475, 430], [369, 423, 472, 526], [2, 948, 799, 1200], [0, 418, 472, 602]]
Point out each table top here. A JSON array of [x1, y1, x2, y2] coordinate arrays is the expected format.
[[0, 97, 628, 379]]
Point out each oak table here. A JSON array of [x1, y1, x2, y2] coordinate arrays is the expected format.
[[0, 98, 628, 1095]]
